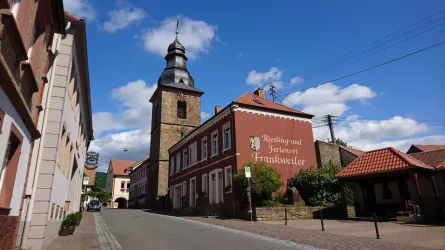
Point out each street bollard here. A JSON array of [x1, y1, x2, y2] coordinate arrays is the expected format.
[[320, 208, 325, 231], [373, 213, 380, 239], [285, 207, 288, 225]]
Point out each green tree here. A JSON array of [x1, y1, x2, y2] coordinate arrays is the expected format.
[[334, 138, 348, 147], [287, 161, 354, 207], [234, 160, 283, 206], [86, 185, 110, 203]]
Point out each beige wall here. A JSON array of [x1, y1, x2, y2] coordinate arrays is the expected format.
[[112, 176, 130, 201]]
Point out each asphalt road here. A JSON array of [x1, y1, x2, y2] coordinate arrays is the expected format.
[[100, 209, 319, 250]]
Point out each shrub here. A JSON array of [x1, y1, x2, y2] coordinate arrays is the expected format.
[[234, 160, 283, 206], [62, 214, 76, 226], [263, 200, 284, 207], [287, 161, 354, 207], [73, 212, 82, 222]]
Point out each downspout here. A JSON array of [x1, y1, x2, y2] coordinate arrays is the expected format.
[[230, 103, 238, 217], [20, 33, 62, 249]]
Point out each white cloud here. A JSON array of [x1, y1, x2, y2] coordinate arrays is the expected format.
[[245, 67, 282, 88], [290, 76, 304, 85], [103, 7, 147, 33], [313, 115, 442, 152], [283, 82, 376, 117], [92, 112, 126, 135], [63, 0, 96, 21], [201, 111, 211, 123], [142, 16, 217, 59]]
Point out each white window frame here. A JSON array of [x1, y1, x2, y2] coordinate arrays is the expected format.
[[169, 156, 175, 176], [183, 149, 188, 169], [211, 130, 219, 157], [175, 153, 180, 173], [222, 123, 231, 151], [201, 174, 207, 197], [189, 177, 197, 207], [201, 137, 208, 161], [182, 181, 187, 199], [189, 142, 197, 166], [224, 165, 232, 193]]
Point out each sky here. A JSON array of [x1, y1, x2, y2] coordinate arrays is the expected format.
[[63, 0, 445, 172]]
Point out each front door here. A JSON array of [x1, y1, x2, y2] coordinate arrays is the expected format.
[[174, 185, 181, 210]]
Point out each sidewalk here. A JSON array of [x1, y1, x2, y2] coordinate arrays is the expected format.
[[47, 211, 122, 250], [263, 219, 445, 249]]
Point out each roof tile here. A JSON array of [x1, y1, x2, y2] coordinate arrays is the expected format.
[[409, 149, 445, 169], [111, 159, 137, 176], [337, 147, 433, 178]]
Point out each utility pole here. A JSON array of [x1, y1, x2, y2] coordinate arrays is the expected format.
[[269, 84, 277, 102], [327, 115, 336, 144]]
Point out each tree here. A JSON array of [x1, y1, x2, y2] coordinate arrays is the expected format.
[[334, 138, 348, 147], [234, 160, 283, 206], [86, 184, 110, 203], [287, 161, 354, 207]]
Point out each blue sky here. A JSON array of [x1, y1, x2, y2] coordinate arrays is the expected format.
[[63, 0, 445, 171]]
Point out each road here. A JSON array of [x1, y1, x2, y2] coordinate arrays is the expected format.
[[100, 209, 318, 250]]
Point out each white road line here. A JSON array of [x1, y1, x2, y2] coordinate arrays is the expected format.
[[144, 211, 325, 250], [93, 212, 123, 250]]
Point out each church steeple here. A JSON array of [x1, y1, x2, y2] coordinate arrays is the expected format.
[[158, 17, 198, 90]]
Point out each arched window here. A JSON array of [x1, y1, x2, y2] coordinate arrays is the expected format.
[[177, 101, 186, 119]]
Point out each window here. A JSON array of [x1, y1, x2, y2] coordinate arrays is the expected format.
[[169, 156, 175, 176], [382, 182, 392, 200], [127, 182, 130, 190], [177, 101, 186, 119], [201, 138, 207, 160], [182, 181, 187, 198], [11, 0, 20, 18], [224, 166, 232, 193], [201, 174, 207, 197], [175, 153, 180, 173], [211, 131, 218, 156], [223, 124, 231, 150], [183, 149, 188, 168], [57, 128, 67, 169], [121, 181, 125, 189], [190, 178, 196, 207], [189, 143, 197, 166]]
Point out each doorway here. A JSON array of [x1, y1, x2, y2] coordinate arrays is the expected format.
[[173, 184, 182, 210], [209, 169, 223, 205]]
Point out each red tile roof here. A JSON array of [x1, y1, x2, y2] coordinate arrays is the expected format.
[[409, 149, 445, 169], [83, 166, 96, 186], [337, 147, 433, 178], [341, 145, 365, 156], [126, 158, 149, 173], [411, 144, 445, 153], [64, 11, 84, 22], [110, 159, 137, 176], [234, 92, 312, 117]]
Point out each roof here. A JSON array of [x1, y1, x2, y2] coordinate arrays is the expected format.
[[407, 144, 445, 154], [341, 145, 365, 156], [337, 147, 433, 178], [234, 92, 313, 117], [110, 159, 138, 176], [83, 166, 96, 186], [126, 158, 149, 173], [409, 149, 445, 169], [64, 11, 84, 22]]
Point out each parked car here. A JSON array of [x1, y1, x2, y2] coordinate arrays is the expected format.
[[87, 200, 101, 212]]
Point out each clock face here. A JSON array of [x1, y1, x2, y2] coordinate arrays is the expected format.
[[177, 93, 186, 102]]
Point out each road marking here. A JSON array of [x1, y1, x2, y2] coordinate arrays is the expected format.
[[93, 212, 123, 250], [145, 211, 324, 250]]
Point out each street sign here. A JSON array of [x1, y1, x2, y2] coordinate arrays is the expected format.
[[83, 176, 89, 185], [245, 166, 251, 178]]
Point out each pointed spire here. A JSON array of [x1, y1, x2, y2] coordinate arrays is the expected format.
[[176, 16, 180, 39]]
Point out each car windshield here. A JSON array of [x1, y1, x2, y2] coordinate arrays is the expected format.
[[90, 200, 100, 205]]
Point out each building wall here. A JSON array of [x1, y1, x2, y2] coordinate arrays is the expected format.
[[339, 148, 358, 167], [129, 163, 147, 207], [314, 141, 341, 167], [234, 107, 317, 191], [112, 176, 130, 207]]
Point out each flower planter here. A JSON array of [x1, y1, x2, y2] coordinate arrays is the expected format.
[[75, 220, 81, 226], [68, 225, 75, 235], [59, 226, 71, 236]]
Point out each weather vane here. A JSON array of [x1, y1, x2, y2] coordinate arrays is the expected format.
[[176, 16, 180, 37]]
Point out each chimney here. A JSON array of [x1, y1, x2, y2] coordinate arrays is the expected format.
[[215, 105, 221, 114], [253, 88, 265, 98]]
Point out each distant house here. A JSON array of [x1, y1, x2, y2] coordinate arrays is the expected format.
[[314, 140, 365, 168], [105, 160, 136, 208], [83, 164, 97, 207], [406, 144, 445, 154], [337, 145, 445, 222], [127, 158, 149, 208]]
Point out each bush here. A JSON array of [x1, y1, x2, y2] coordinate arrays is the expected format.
[[287, 161, 354, 207], [234, 160, 283, 206], [62, 214, 76, 226], [73, 212, 82, 222], [263, 200, 284, 207]]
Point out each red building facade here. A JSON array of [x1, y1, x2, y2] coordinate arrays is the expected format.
[[167, 89, 317, 212]]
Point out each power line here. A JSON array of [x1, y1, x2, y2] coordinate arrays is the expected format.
[[279, 9, 445, 88], [277, 39, 445, 101]]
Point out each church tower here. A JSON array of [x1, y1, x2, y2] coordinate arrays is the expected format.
[[146, 19, 203, 207]]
